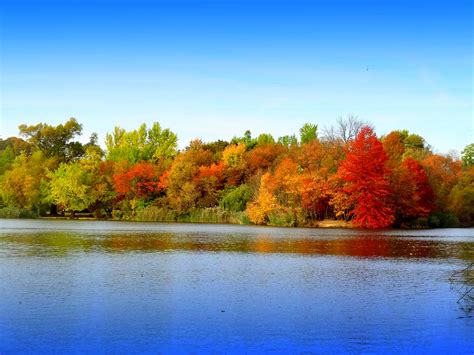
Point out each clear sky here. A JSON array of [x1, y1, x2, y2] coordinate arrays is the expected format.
[[1, 0, 472, 153]]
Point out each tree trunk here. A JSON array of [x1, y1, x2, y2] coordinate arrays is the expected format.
[[50, 204, 58, 216]]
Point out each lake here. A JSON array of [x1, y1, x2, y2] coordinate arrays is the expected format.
[[0, 219, 473, 353]]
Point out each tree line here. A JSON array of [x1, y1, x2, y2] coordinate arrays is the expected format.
[[0, 116, 472, 228]]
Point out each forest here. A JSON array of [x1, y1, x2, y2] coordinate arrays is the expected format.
[[0, 117, 472, 228]]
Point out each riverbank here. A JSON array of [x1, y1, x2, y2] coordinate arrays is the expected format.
[[36, 215, 353, 228], [1, 209, 354, 229], [1, 206, 467, 229]]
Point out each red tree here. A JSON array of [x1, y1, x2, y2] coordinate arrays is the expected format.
[[193, 162, 225, 207], [390, 158, 435, 222], [338, 126, 394, 228], [113, 162, 162, 200]]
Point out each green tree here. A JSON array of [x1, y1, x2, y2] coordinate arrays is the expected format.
[[277, 134, 298, 148], [390, 130, 431, 161], [299, 123, 318, 144], [47, 147, 116, 217], [461, 143, 474, 168], [18, 118, 85, 162], [220, 184, 252, 212], [231, 130, 257, 149], [48, 162, 94, 217], [105, 122, 177, 163], [404, 133, 425, 149], [256, 133, 275, 146]]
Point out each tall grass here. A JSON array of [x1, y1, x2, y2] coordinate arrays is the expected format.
[[134, 206, 250, 224], [0, 207, 38, 219], [267, 208, 307, 227]]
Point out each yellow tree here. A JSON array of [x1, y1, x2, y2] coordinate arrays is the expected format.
[[0, 151, 53, 211], [246, 173, 278, 224], [222, 143, 247, 185]]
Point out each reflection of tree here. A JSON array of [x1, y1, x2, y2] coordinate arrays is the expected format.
[[0, 228, 471, 269], [449, 262, 474, 315], [3, 232, 473, 262]]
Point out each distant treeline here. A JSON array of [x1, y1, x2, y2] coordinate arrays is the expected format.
[[0, 116, 472, 228]]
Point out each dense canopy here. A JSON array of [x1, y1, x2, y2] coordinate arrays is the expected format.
[[0, 117, 472, 228]]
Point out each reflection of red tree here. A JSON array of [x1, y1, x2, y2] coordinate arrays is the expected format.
[[350, 237, 389, 258]]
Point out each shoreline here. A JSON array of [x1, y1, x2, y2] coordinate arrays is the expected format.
[[37, 216, 353, 228], [1, 216, 469, 230]]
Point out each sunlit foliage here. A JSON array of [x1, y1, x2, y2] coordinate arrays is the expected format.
[[105, 122, 177, 163], [337, 127, 394, 228], [1, 151, 55, 211], [461, 143, 474, 168], [1, 118, 470, 227], [18, 118, 86, 162]]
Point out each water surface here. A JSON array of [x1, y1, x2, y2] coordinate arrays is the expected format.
[[1, 219, 473, 353]]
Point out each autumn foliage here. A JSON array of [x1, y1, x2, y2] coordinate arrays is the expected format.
[[114, 162, 164, 200], [337, 127, 394, 228], [1, 118, 471, 227]]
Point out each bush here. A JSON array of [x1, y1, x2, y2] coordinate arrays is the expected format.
[[111, 209, 124, 220], [268, 210, 296, 227], [0, 207, 37, 219], [219, 184, 252, 212], [267, 208, 305, 227], [398, 217, 429, 229], [428, 212, 459, 228]]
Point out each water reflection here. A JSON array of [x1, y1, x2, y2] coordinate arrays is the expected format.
[[1, 230, 473, 261], [1, 221, 473, 353]]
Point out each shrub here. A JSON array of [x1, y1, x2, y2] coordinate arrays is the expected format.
[[428, 212, 459, 228], [111, 209, 124, 220], [268, 209, 296, 227], [219, 184, 252, 212], [267, 208, 305, 227]]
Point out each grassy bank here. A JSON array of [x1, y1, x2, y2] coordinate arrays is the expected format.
[[2, 206, 460, 230], [132, 206, 250, 224], [0, 207, 38, 219], [131, 206, 353, 227]]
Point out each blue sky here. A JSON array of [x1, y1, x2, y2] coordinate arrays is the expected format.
[[1, 0, 472, 152]]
